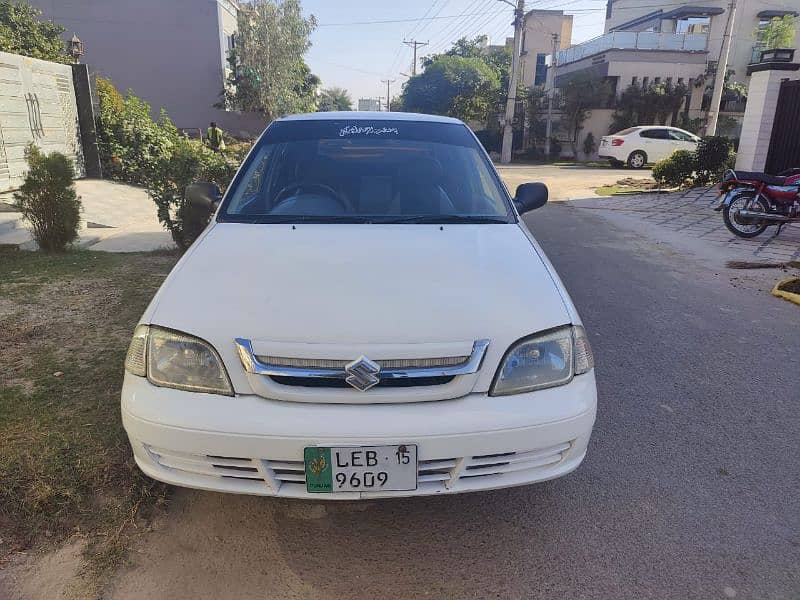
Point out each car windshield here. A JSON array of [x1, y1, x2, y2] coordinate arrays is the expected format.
[[219, 119, 514, 224]]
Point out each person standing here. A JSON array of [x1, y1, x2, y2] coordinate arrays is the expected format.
[[206, 122, 226, 152]]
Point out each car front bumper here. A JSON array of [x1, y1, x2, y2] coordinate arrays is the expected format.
[[122, 372, 597, 499]]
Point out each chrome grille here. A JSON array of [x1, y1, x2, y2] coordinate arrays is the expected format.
[[255, 355, 470, 369]]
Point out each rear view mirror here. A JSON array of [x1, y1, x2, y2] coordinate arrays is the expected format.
[[514, 182, 548, 215], [185, 182, 222, 212]]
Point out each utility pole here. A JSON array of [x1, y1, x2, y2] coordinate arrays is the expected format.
[[544, 33, 559, 160], [403, 39, 429, 76], [500, 0, 525, 164], [706, 0, 737, 135], [381, 79, 395, 112]]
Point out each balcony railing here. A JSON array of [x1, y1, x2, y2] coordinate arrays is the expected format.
[[557, 32, 709, 66]]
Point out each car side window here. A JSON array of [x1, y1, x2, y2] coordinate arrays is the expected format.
[[640, 129, 669, 140], [669, 130, 695, 142]]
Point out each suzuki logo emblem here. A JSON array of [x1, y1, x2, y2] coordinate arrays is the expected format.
[[344, 356, 381, 391]]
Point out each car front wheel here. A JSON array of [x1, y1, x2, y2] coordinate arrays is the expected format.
[[627, 151, 647, 169]]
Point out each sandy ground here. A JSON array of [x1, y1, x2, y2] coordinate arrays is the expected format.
[[496, 164, 651, 200]]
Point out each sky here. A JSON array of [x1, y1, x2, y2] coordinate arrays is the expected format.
[[302, 0, 608, 106]]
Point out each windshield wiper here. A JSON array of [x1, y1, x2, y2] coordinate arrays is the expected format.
[[374, 215, 510, 224]]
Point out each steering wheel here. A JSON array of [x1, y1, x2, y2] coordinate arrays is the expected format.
[[272, 182, 350, 212]]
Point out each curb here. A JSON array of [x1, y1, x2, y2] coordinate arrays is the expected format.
[[772, 276, 800, 307]]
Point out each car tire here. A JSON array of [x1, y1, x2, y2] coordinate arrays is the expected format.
[[627, 151, 647, 169]]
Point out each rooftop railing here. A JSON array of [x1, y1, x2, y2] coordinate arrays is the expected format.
[[557, 32, 709, 65]]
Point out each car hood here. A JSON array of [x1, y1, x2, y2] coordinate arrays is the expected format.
[[145, 222, 572, 393]]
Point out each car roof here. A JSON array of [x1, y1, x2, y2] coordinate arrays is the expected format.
[[276, 111, 465, 125]]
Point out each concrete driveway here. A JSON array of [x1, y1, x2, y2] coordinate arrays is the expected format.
[[102, 202, 799, 600], [497, 164, 651, 200]]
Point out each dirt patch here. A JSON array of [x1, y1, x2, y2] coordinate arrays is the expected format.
[[1, 538, 87, 600], [777, 278, 800, 295]]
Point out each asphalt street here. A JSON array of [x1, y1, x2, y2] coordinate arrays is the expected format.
[[109, 203, 799, 599]]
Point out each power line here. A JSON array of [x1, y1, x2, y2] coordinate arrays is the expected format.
[[426, 0, 488, 53], [318, 8, 509, 28]]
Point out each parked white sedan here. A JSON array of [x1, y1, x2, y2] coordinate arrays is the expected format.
[[599, 126, 700, 168], [122, 112, 597, 499]]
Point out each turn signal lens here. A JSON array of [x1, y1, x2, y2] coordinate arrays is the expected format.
[[573, 325, 594, 375], [124, 325, 149, 377]]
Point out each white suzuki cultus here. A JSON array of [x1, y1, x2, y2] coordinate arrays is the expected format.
[[122, 112, 597, 499]]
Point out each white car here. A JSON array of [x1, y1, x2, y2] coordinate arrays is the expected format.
[[599, 126, 700, 168], [122, 112, 597, 499]]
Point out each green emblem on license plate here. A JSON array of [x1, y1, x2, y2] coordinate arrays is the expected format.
[[304, 447, 332, 493]]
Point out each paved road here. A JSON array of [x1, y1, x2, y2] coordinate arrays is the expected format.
[[496, 164, 651, 200], [108, 204, 799, 599]]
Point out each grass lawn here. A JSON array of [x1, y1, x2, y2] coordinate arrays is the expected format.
[[0, 249, 178, 588]]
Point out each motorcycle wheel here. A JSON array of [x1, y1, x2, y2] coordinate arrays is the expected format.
[[722, 193, 770, 238]]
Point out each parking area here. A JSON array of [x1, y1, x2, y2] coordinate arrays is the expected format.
[[569, 186, 800, 265]]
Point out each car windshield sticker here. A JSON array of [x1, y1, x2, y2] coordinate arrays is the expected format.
[[339, 125, 399, 137]]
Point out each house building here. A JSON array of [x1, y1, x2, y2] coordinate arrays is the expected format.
[[28, 0, 266, 136], [520, 10, 573, 88], [545, 0, 799, 156], [358, 98, 382, 112]]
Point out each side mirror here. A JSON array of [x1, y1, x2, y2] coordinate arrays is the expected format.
[[514, 182, 548, 215], [185, 182, 222, 212]]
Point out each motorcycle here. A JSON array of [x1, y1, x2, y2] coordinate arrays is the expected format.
[[714, 168, 800, 238]]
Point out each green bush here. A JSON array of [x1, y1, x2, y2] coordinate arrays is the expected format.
[[652, 150, 697, 187], [95, 77, 179, 186], [13, 145, 81, 252], [147, 139, 237, 250], [695, 136, 734, 185]]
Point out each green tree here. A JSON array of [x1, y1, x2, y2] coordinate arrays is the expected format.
[[318, 87, 353, 111], [400, 54, 500, 122], [221, 0, 317, 119], [754, 15, 797, 50], [560, 73, 612, 158], [0, 1, 70, 63], [422, 35, 511, 114]]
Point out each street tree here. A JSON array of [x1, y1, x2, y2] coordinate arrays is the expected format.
[[318, 87, 353, 111], [0, 1, 70, 63], [400, 55, 500, 122], [220, 0, 317, 119], [560, 72, 612, 158], [754, 15, 796, 50]]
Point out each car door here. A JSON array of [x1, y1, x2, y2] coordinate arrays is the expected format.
[[638, 128, 672, 162]]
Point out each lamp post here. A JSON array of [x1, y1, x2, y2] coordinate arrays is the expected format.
[[69, 34, 84, 64]]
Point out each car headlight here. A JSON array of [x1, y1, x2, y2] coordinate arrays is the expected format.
[[490, 325, 594, 396], [124, 325, 234, 395]]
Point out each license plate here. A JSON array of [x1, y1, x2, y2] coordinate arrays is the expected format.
[[304, 444, 417, 493]]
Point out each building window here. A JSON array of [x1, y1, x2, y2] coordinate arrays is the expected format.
[[666, 77, 672, 86], [534, 53, 548, 86], [606, 0, 612, 20], [642, 76, 649, 88], [225, 33, 236, 54], [631, 76, 638, 86], [675, 16, 711, 34], [654, 77, 661, 85], [677, 77, 684, 86]]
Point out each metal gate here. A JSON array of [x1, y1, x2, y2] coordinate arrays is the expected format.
[[0, 53, 85, 192], [765, 79, 800, 175]]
